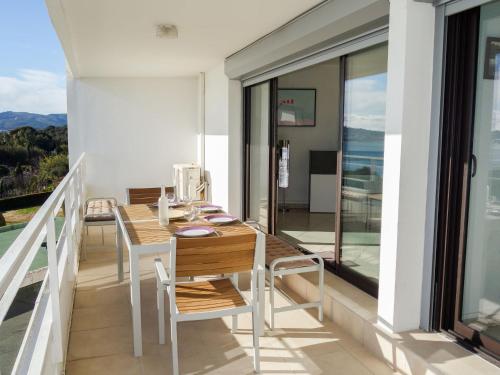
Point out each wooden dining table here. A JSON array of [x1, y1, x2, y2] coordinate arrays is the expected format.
[[114, 203, 266, 357]]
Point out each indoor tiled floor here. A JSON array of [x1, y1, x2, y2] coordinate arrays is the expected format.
[[65, 227, 399, 375]]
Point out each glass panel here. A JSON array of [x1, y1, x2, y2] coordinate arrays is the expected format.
[[461, 1, 500, 343], [339, 43, 388, 284], [248, 82, 270, 231]]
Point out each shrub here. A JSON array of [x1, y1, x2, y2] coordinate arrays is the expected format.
[[0, 165, 9, 177], [0, 145, 29, 166], [38, 154, 69, 189]]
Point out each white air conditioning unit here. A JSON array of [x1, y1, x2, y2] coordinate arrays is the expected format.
[[173, 164, 204, 201]]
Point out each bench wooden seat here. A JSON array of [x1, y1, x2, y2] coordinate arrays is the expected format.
[[266, 236, 316, 270]]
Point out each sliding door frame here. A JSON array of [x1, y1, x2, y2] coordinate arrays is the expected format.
[[242, 79, 279, 234], [433, 4, 500, 361], [333, 54, 381, 298], [242, 31, 389, 298]]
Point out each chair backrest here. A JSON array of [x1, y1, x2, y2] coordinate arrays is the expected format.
[[126, 186, 174, 205], [173, 232, 258, 278]]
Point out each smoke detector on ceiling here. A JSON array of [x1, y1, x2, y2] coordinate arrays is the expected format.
[[156, 24, 178, 39]]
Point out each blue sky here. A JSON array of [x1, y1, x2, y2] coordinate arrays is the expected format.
[[0, 0, 66, 114]]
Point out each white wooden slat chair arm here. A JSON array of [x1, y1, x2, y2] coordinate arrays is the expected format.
[[154, 258, 170, 285]]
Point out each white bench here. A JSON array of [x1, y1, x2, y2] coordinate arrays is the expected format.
[[265, 235, 324, 329], [82, 198, 117, 259]]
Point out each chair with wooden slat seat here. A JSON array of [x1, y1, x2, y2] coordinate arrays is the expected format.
[[126, 186, 175, 205], [154, 230, 265, 375]]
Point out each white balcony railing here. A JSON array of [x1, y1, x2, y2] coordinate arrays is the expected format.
[[0, 153, 85, 374]]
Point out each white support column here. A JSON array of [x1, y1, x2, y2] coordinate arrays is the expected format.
[[377, 0, 436, 333]]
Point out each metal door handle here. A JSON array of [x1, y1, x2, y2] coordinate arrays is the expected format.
[[471, 154, 477, 178]]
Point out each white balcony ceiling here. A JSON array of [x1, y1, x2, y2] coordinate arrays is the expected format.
[[46, 0, 324, 77]]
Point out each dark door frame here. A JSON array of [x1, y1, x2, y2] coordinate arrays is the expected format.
[[242, 78, 278, 234], [434, 6, 499, 360], [333, 55, 380, 298]]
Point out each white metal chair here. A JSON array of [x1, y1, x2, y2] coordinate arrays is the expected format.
[[154, 229, 264, 375]]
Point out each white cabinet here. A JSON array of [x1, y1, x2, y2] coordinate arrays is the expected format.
[[309, 174, 337, 213]]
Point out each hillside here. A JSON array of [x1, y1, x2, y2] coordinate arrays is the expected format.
[[0, 112, 67, 131]]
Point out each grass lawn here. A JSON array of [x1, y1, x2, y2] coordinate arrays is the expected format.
[[2, 206, 42, 225]]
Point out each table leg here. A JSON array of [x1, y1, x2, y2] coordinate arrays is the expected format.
[[116, 222, 124, 282], [130, 250, 143, 356]]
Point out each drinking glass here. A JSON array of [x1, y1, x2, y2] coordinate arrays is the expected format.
[[183, 205, 197, 222], [167, 192, 175, 204]]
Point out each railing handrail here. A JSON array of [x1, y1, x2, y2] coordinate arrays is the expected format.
[[0, 153, 85, 300], [343, 153, 384, 161]]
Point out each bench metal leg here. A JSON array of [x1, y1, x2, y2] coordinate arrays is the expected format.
[[270, 271, 275, 330], [319, 266, 324, 322]]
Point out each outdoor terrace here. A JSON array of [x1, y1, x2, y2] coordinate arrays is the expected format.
[[66, 226, 398, 375]]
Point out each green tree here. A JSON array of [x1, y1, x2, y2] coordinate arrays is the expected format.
[[38, 154, 69, 189]]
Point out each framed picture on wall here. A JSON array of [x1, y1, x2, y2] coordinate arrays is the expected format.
[[278, 89, 316, 126], [484, 36, 500, 79]]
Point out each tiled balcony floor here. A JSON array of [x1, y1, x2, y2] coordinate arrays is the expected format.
[[66, 227, 399, 375]]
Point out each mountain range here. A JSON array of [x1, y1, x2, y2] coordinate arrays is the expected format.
[[0, 111, 67, 131]]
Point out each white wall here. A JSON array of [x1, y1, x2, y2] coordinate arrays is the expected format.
[[204, 63, 229, 210], [277, 60, 340, 205], [67, 77, 200, 203], [204, 63, 243, 215]]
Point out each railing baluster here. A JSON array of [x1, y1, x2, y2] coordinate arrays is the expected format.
[[47, 212, 63, 364], [64, 185, 75, 281], [73, 169, 81, 247]]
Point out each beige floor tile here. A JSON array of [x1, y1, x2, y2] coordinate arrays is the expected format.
[[71, 303, 131, 331], [66, 353, 141, 375], [74, 283, 129, 308], [67, 325, 134, 361]]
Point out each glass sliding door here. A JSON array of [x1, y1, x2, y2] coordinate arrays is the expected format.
[[338, 43, 388, 288], [459, 1, 500, 356], [436, 1, 500, 359], [245, 81, 272, 232]]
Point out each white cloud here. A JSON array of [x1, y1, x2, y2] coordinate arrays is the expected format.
[[0, 69, 66, 114], [344, 77, 387, 131]]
